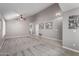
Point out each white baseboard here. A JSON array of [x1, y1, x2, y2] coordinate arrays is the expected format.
[[63, 46, 79, 53], [5, 35, 30, 39], [41, 36, 62, 42]]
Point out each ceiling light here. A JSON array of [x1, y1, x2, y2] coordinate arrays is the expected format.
[[56, 12, 61, 16]]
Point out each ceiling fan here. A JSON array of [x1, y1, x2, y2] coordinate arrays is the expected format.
[[19, 14, 26, 20]]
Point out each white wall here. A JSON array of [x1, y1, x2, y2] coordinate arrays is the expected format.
[[63, 7, 79, 51], [5, 19, 30, 38], [29, 4, 63, 40]]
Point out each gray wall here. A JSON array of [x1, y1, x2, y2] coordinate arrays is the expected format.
[[63, 7, 79, 51], [0, 21, 1, 39], [0, 18, 4, 47], [0, 20, 2, 46], [29, 4, 63, 40], [5, 19, 30, 38], [0, 14, 2, 39]]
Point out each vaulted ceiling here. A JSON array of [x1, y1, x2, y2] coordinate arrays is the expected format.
[[0, 3, 53, 20]]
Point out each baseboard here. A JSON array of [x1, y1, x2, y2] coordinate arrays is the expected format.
[[5, 35, 30, 39], [63, 46, 79, 53], [41, 36, 62, 42]]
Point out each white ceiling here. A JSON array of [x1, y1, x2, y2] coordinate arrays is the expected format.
[[59, 3, 79, 12], [0, 3, 53, 20]]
